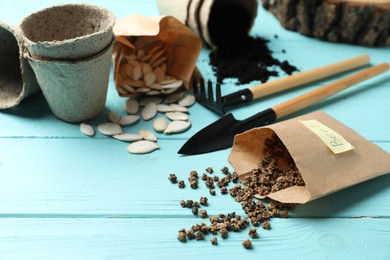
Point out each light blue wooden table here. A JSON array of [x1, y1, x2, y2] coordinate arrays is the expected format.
[[1, 0, 390, 259]]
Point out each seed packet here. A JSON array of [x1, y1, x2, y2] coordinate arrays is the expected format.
[[228, 111, 390, 204], [112, 14, 202, 97]]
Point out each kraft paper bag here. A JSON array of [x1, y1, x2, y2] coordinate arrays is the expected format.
[[112, 14, 202, 97], [228, 111, 390, 204]]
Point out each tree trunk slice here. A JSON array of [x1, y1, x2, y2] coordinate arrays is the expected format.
[[262, 0, 390, 46]]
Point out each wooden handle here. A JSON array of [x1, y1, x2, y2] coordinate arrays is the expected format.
[[250, 54, 370, 99], [272, 63, 389, 119]]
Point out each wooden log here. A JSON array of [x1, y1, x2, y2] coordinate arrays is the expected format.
[[262, 0, 390, 46]]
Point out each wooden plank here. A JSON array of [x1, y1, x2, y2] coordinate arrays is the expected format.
[[0, 138, 389, 218], [0, 217, 389, 259]]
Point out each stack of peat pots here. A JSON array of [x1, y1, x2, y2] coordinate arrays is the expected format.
[[0, 4, 116, 123]]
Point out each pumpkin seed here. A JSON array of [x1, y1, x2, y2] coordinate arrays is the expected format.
[[80, 123, 95, 137], [165, 111, 189, 121], [144, 72, 157, 86], [161, 80, 183, 90], [157, 104, 174, 112], [149, 49, 165, 64], [119, 115, 140, 126], [152, 56, 167, 68], [136, 87, 151, 93], [161, 87, 180, 94], [164, 92, 184, 103], [97, 123, 123, 136], [148, 83, 162, 90], [108, 111, 121, 124], [148, 44, 164, 55], [139, 96, 163, 106], [139, 129, 157, 142], [146, 90, 161, 96], [160, 78, 177, 85], [153, 117, 169, 132], [141, 103, 158, 121], [127, 140, 160, 154], [113, 133, 143, 142], [170, 103, 189, 113], [142, 63, 153, 74], [141, 54, 152, 63], [178, 94, 196, 107], [164, 120, 191, 134], [133, 64, 143, 81], [125, 98, 139, 114], [122, 84, 137, 94]]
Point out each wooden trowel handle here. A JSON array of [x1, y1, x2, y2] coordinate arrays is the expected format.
[[250, 54, 370, 100], [272, 63, 389, 119]]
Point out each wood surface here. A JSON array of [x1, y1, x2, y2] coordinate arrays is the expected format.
[[0, 0, 390, 259], [262, 0, 390, 46]]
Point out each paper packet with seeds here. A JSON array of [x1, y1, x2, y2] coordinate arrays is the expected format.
[[112, 14, 202, 97], [228, 111, 390, 204]]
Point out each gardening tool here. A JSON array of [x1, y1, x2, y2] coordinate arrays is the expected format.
[[179, 62, 389, 155], [194, 54, 370, 114]]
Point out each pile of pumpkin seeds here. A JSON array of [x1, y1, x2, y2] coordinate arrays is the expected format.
[[80, 91, 195, 154], [115, 40, 183, 96]]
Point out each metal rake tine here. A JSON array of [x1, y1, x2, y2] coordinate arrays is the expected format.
[[192, 76, 199, 96], [200, 78, 206, 99], [207, 80, 214, 102], [215, 82, 222, 105]]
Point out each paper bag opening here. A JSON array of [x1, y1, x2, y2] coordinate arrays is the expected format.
[[112, 14, 202, 97], [228, 111, 390, 204]]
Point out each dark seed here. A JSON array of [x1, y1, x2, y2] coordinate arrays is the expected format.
[[242, 239, 252, 249], [210, 237, 218, 245]]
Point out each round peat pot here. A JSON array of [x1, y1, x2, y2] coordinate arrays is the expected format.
[[20, 4, 115, 61], [0, 21, 40, 109], [26, 40, 114, 123]]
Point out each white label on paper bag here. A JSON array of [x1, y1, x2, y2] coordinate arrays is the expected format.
[[300, 120, 354, 154]]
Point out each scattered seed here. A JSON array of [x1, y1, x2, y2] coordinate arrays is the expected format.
[[113, 133, 143, 142], [199, 210, 208, 218], [200, 197, 208, 206], [127, 140, 159, 154], [169, 104, 189, 113], [192, 206, 199, 215], [141, 103, 158, 121], [178, 180, 185, 189], [177, 231, 187, 243], [139, 96, 163, 106], [242, 239, 252, 249], [164, 92, 184, 103], [80, 123, 95, 137], [261, 221, 271, 230], [209, 189, 216, 196], [125, 98, 139, 114], [156, 104, 174, 113], [210, 237, 218, 245], [220, 228, 228, 239], [164, 120, 191, 134], [139, 129, 157, 142], [248, 228, 259, 238], [119, 115, 140, 126], [97, 123, 123, 136], [178, 94, 196, 107], [195, 231, 205, 241], [168, 173, 178, 184], [165, 111, 189, 121], [153, 117, 169, 132]]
